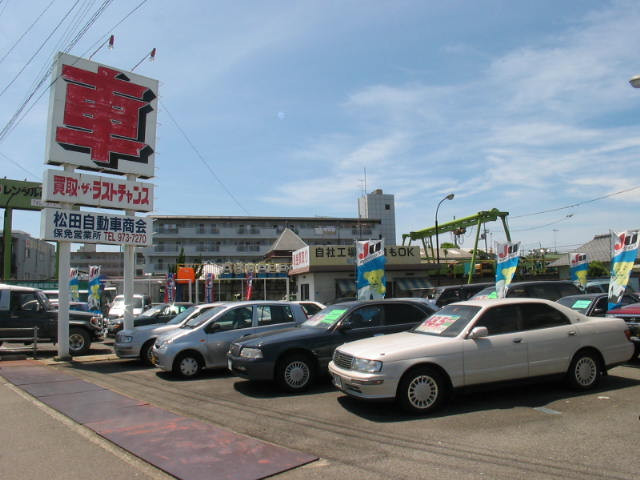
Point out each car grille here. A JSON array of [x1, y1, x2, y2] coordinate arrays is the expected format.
[[229, 343, 241, 357], [333, 350, 354, 370]]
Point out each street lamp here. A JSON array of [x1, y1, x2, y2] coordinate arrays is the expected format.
[[435, 193, 454, 285], [629, 75, 640, 88]]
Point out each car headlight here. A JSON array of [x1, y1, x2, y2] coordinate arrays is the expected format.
[[117, 335, 133, 343], [352, 357, 383, 373], [240, 347, 263, 359]]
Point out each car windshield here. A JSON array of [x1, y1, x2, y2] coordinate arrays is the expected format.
[[412, 304, 481, 337], [181, 305, 228, 328], [111, 297, 125, 307], [139, 304, 165, 317], [557, 297, 593, 314], [302, 305, 350, 329], [168, 305, 201, 325], [470, 286, 497, 300]]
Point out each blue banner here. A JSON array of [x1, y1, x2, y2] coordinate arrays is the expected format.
[[87, 265, 102, 313], [69, 268, 80, 302], [356, 240, 386, 300], [569, 253, 588, 289], [609, 231, 638, 309], [495, 241, 521, 298]]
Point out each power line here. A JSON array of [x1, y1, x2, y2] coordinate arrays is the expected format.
[[0, 0, 56, 67], [511, 185, 640, 219], [0, 0, 80, 100], [160, 100, 251, 216], [0, 152, 40, 179]]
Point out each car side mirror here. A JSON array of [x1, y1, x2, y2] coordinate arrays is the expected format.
[[339, 319, 352, 331], [468, 326, 488, 339], [205, 322, 221, 334]]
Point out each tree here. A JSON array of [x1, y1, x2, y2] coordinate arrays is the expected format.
[[167, 247, 186, 275], [587, 260, 609, 278]]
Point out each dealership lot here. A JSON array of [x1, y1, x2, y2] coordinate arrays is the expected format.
[[3, 341, 638, 480]]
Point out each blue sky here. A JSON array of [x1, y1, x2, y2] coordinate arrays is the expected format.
[[1, 0, 640, 254]]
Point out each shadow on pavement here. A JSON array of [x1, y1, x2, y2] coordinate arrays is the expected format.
[[335, 370, 640, 422]]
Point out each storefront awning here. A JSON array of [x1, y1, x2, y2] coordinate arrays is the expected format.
[[336, 279, 356, 295], [394, 277, 432, 292]]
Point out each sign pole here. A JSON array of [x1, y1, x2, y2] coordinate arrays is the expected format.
[[2, 206, 12, 280], [57, 240, 71, 359], [123, 173, 136, 331]]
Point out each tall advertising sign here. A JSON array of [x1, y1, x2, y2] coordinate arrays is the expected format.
[[42, 53, 158, 357], [495, 241, 521, 298], [88, 265, 102, 313], [356, 240, 386, 300], [246, 272, 254, 300], [166, 273, 176, 303], [569, 253, 589, 289], [608, 231, 639, 309]]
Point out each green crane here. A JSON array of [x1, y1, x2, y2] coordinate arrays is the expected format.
[[402, 208, 511, 284]]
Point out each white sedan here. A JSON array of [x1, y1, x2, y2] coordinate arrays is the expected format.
[[329, 298, 634, 414]]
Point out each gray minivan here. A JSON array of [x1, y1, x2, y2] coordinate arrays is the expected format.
[[151, 301, 308, 378]]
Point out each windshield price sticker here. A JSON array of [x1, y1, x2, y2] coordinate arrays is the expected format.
[[572, 300, 592, 309], [320, 309, 347, 324], [418, 314, 460, 333]]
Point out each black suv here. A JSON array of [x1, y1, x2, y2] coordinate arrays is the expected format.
[[427, 282, 494, 307], [0, 284, 104, 355], [471, 280, 582, 301], [227, 298, 437, 392]]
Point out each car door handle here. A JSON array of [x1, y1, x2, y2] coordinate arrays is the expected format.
[[512, 338, 523, 343], [568, 330, 577, 336]]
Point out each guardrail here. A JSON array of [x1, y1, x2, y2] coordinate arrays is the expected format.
[[0, 327, 39, 359]]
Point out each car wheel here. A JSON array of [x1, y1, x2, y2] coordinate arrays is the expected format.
[[276, 353, 315, 393], [68, 328, 91, 356], [397, 366, 447, 414], [140, 340, 155, 366], [173, 352, 202, 378], [567, 351, 602, 390]]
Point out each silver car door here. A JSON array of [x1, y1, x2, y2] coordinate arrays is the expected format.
[[203, 305, 254, 368], [463, 304, 529, 385]]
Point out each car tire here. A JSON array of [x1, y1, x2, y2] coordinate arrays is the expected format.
[[276, 353, 315, 393], [140, 340, 155, 366], [68, 328, 91, 356], [397, 366, 447, 414], [173, 352, 203, 378], [567, 350, 602, 390]]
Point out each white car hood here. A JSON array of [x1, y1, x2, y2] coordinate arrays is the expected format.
[[337, 331, 458, 361]]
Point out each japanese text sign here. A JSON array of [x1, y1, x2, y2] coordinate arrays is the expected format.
[[45, 53, 158, 178], [41, 208, 152, 246], [290, 246, 310, 274], [42, 169, 153, 212], [0, 178, 42, 211]]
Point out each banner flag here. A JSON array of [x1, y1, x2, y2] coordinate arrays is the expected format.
[[495, 241, 521, 299], [246, 272, 254, 300], [569, 253, 589, 289], [88, 265, 102, 313], [205, 273, 214, 303], [166, 273, 176, 303], [356, 240, 386, 300], [608, 230, 639, 309], [69, 268, 80, 301]]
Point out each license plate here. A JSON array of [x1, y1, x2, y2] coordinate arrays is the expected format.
[[333, 374, 343, 390]]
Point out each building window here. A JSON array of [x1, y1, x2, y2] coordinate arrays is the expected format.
[[385, 204, 390, 210]]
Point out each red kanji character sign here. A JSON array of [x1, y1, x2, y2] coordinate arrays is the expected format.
[[47, 53, 158, 178]]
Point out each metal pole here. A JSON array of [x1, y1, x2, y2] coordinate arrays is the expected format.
[[2, 206, 12, 281], [57, 240, 71, 359], [123, 173, 136, 331], [434, 193, 454, 286]]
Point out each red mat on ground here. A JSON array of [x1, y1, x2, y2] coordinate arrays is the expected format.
[[0, 362, 317, 480]]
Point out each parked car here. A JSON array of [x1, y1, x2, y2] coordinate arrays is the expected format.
[[0, 283, 104, 355], [583, 278, 636, 295], [115, 303, 223, 365], [556, 293, 640, 317], [227, 298, 438, 393], [152, 301, 309, 378], [107, 294, 151, 320], [293, 301, 326, 317], [328, 298, 634, 414], [606, 303, 640, 359], [106, 302, 192, 336], [426, 282, 494, 308], [471, 280, 581, 301]]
